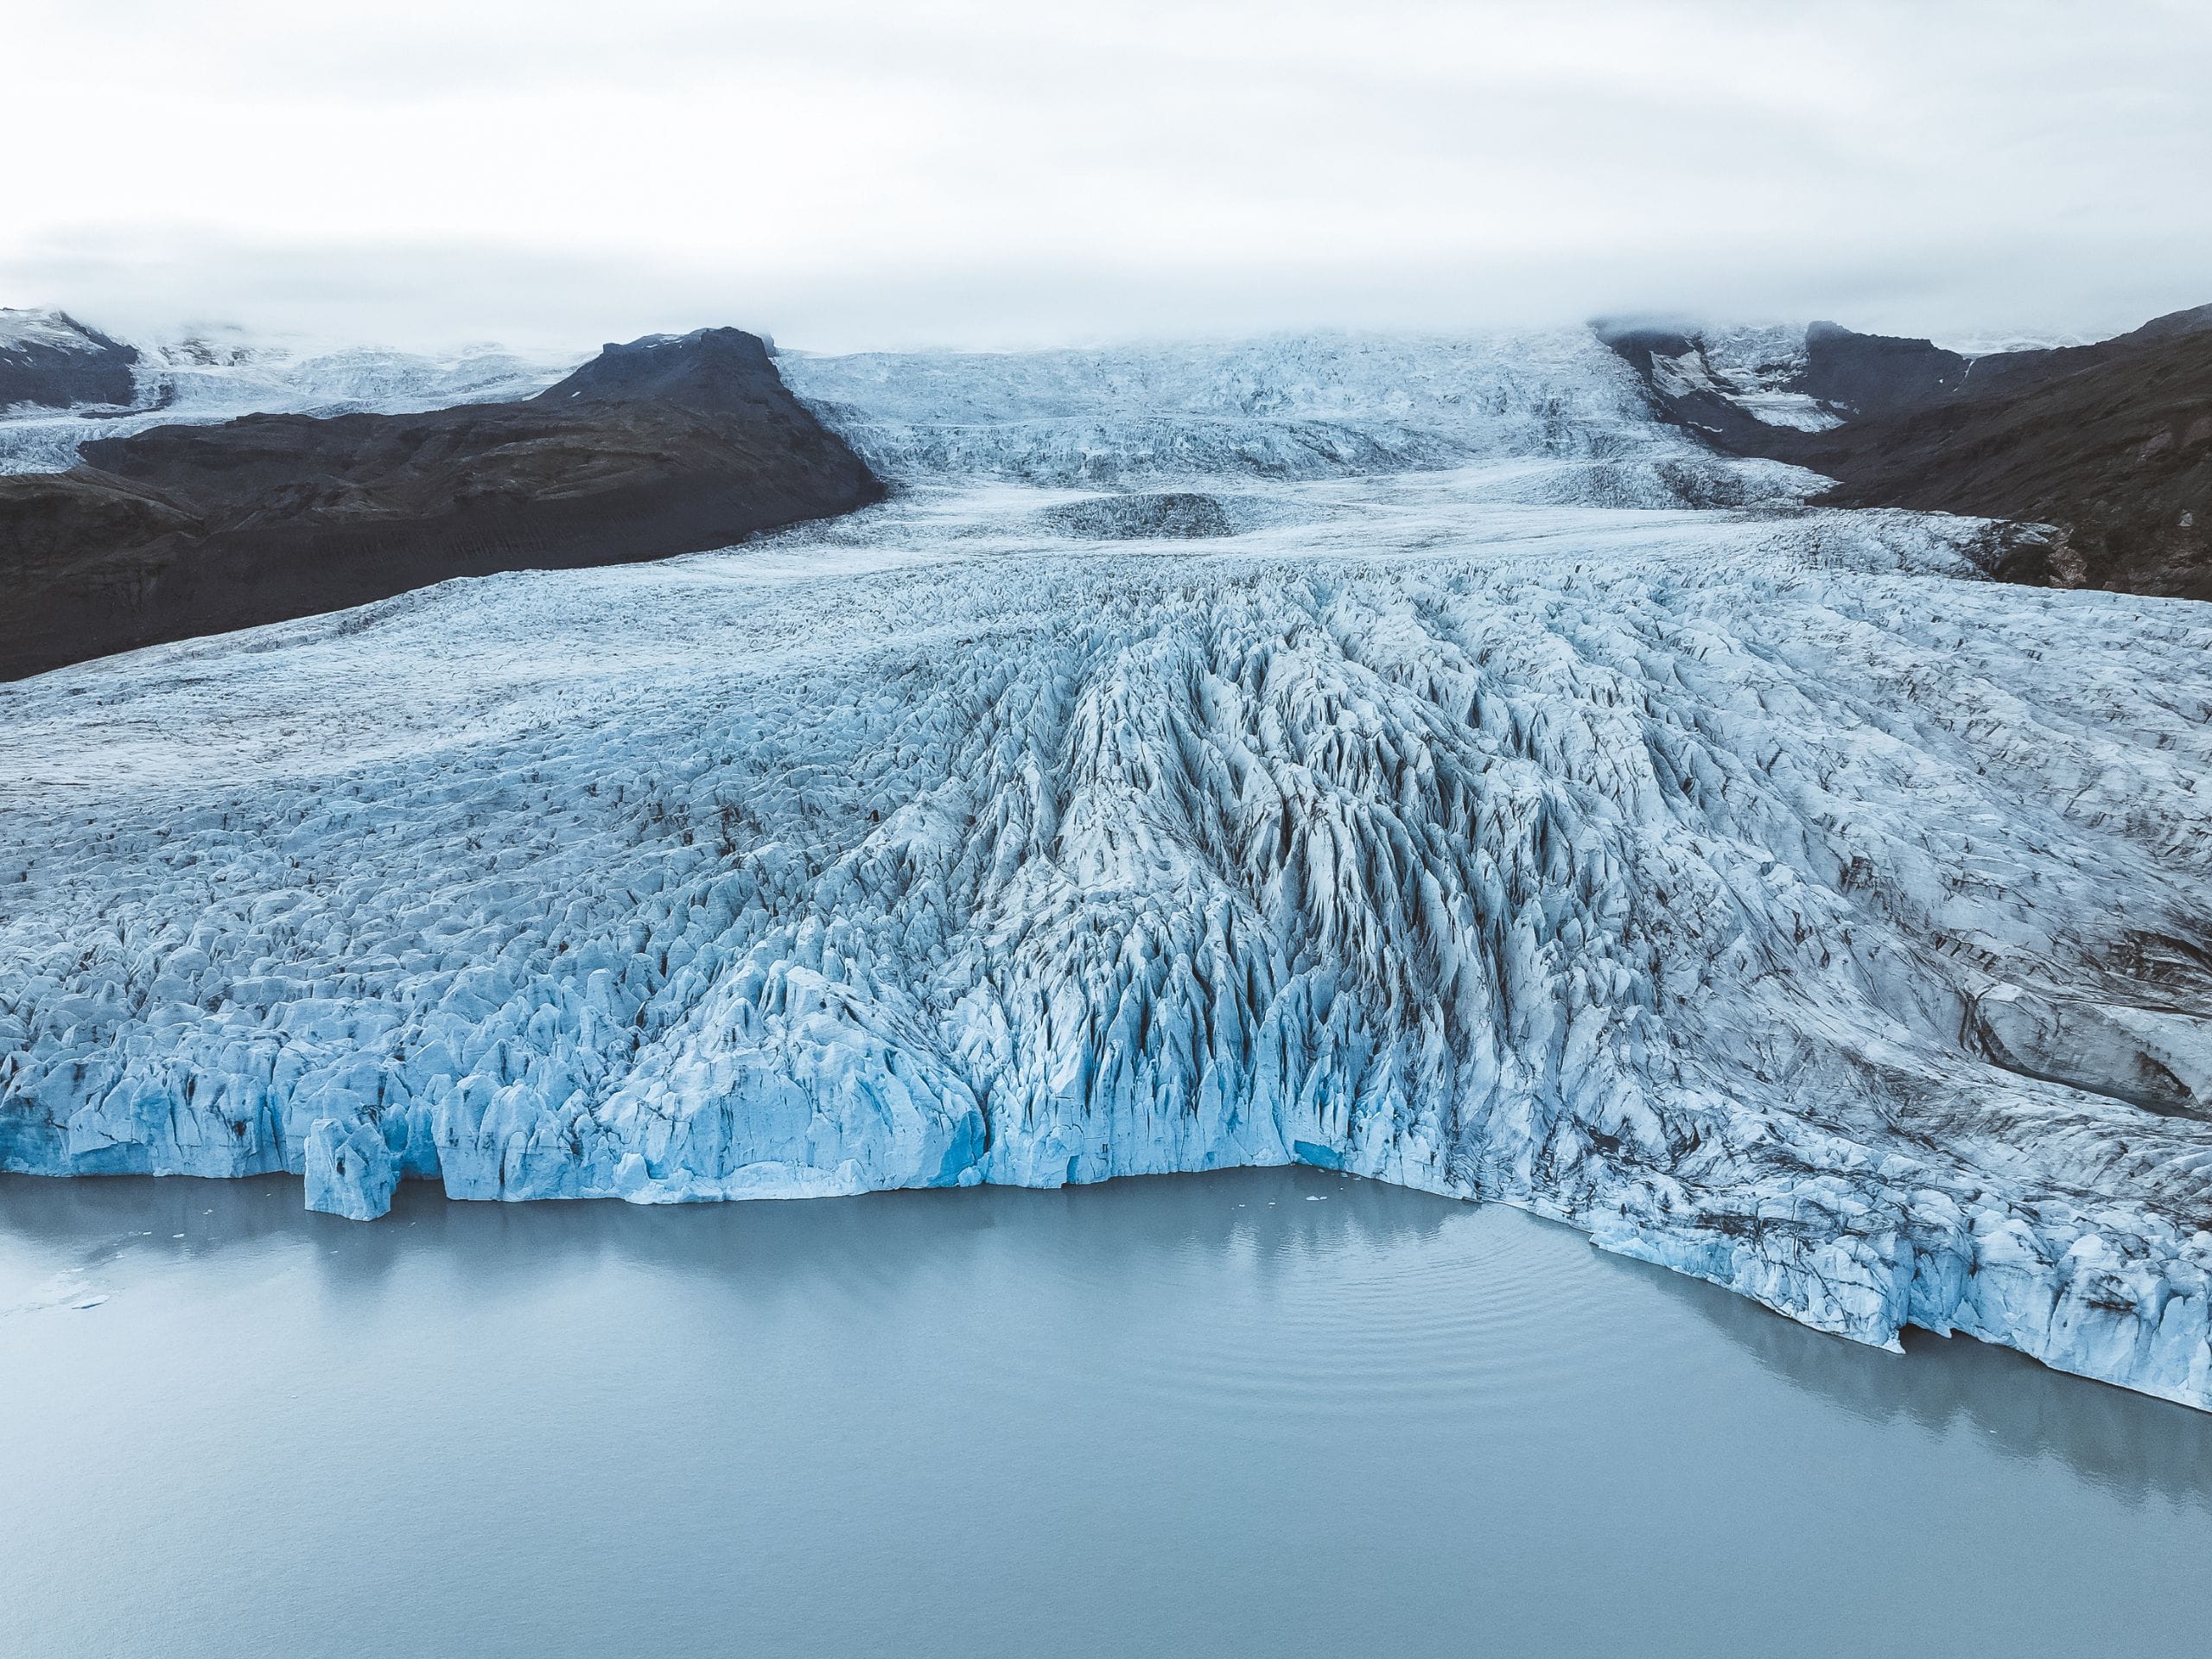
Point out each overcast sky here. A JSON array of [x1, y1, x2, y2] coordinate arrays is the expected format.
[[10, 0, 2209, 352]]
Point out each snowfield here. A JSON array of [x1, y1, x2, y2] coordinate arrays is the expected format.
[[4, 330, 2211, 1409]]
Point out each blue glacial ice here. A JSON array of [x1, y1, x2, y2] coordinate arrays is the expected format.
[[3, 328, 2210, 1409]]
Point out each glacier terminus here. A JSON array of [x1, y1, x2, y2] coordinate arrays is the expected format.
[[3, 328, 2209, 1411]]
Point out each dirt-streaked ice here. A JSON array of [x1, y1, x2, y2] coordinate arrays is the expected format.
[[3, 329, 2209, 1410]]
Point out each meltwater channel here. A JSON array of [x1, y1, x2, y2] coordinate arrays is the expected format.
[[5, 1167, 2209, 1658]]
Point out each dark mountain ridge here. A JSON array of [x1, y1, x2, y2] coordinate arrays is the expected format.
[[1601, 304, 2212, 600], [0, 308, 141, 410], [0, 327, 884, 681]]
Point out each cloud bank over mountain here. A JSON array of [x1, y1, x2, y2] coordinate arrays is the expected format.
[[9, 0, 2209, 351]]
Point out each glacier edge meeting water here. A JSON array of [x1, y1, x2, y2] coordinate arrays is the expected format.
[[3, 329, 2209, 1412], [12, 1166, 2210, 1659]]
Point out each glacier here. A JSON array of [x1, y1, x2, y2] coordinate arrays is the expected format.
[[3, 327, 2210, 1410]]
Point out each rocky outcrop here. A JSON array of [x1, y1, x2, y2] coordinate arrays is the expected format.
[[0, 309, 140, 410], [1800, 321, 1968, 418], [0, 327, 884, 679], [1602, 305, 2212, 601], [1797, 319, 2212, 599]]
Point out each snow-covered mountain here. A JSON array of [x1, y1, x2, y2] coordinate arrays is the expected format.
[[0, 308, 140, 412], [3, 328, 2209, 1412], [0, 324, 582, 474], [1599, 317, 1978, 435], [0, 308, 115, 356], [1649, 324, 1845, 431]]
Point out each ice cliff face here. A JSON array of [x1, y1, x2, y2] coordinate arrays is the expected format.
[[3, 329, 2210, 1411]]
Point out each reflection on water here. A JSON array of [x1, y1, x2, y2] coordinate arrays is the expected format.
[[2, 1162, 1456, 1273], [10, 1169, 2204, 1503], [4, 1168, 2209, 1659], [1648, 1255, 2212, 1509]]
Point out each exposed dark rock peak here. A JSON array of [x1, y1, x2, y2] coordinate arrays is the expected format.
[[1802, 322, 1967, 418], [1591, 322, 1698, 369], [1592, 324, 1769, 442], [1593, 318, 1845, 444], [533, 326, 781, 410], [0, 308, 141, 410], [0, 327, 884, 680]]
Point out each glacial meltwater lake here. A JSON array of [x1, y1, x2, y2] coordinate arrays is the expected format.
[[4, 1167, 2209, 1658]]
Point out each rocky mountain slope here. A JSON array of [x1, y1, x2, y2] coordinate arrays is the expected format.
[[1603, 306, 2212, 598], [0, 309, 140, 410], [1802, 320, 2212, 596], [0, 328, 884, 680]]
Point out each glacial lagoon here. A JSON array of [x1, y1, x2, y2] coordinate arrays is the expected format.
[[5, 1166, 2209, 1658]]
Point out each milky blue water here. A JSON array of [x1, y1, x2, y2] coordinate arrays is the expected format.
[[4, 1167, 2208, 1657]]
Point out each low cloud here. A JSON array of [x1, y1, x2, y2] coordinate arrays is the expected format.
[[10, 0, 2209, 351]]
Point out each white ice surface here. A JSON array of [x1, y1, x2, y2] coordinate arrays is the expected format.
[[0, 308, 113, 356], [1647, 326, 1846, 433], [3, 329, 2210, 1410], [779, 330, 1807, 489]]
